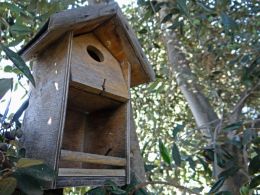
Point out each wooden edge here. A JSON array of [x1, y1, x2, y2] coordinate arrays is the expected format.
[[70, 81, 129, 103], [49, 3, 118, 29], [53, 32, 74, 188], [115, 9, 155, 84], [56, 176, 125, 188], [60, 150, 126, 166], [58, 168, 125, 177]]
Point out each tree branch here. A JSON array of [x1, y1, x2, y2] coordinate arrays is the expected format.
[[230, 82, 260, 123], [129, 181, 200, 195]]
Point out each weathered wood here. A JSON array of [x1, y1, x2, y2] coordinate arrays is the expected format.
[[71, 33, 129, 102], [59, 109, 85, 168], [19, 3, 155, 86], [58, 168, 125, 177], [83, 104, 127, 169], [21, 33, 72, 188], [60, 150, 126, 166], [67, 85, 121, 113], [56, 176, 125, 188], [115, 10, 155, 84], [94, 16, 154, 87], [130, 108, 146, 182]]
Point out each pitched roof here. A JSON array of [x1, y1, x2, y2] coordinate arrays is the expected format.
[[19, 3, 154, 87]]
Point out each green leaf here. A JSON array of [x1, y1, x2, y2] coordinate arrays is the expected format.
[[186, 156, 196, 170], [172, 124, 184, 139], [0, 177, 17, 195], [248, 155, 260, 175], [159, 139, 171, 165], [196, 2, 215, 13], [249, 175, 260, 189], [223, 121, 243, 132], [3, 65, 13, 72], [10, 24, 31, 35], [16, 158, 43, 168], [0, 78, 13, 100], [172, 143, 181, 166], [177, 0, 189, 16], [240, 185, 250, 195], [12, 174, 43, 195], [16, 164, 55, 182], [12, 99, 29, 123], [208, 177, 225, 194], [218, 166, 239, 179], [242, 129, 256, 145], [161, 13, 172, 23], [145, 164, 157, 172], [86, 187, 106, 195], [220, 12, 237, 32], [1, 45, 35, 86]]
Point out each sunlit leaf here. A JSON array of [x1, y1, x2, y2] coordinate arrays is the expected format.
[[177, 0, 189, 16], [1, 44, 35, 86], [172, 143, 181, 166], [16, 158, 43, 168], [172, 124, 184, 139], [159, 139, 171, 165], [0, 177, 17, 195], [208, 177, 225, 194], [248, 155, 260, 175], [223, 121, 243, 132], [0, 78, 13, 100], [218, 166, 239, 179], [249, 175, 260, 189]]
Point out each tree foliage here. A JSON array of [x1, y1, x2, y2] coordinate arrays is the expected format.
[[0, 0, 259, 194]]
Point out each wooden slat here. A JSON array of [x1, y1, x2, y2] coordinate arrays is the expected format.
[[60, 150, 126, 166], [56, 176, 125, 188], [58, 168, 125, 177]]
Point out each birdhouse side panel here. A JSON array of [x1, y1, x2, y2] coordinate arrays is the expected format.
[[22, 33, 72, 173]]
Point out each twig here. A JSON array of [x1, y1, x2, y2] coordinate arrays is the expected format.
[[129, 181, 200, 195]]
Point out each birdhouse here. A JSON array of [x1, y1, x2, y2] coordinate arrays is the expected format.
[[19, 3, 154, 189]]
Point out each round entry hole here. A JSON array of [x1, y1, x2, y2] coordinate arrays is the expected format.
[[86, 45, 104, 62]]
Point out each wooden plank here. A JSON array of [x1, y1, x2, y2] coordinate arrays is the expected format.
[[67, 86, 121, 113], [115, 10, 155, 85], [83, 104, 127, 169], [58, 168, 125, 177], [71, 33, 129, 102], [60, 150, 126, 166], [59, 109, 85, 168], [19, 3, 119, 60], [21, 33, 72, 189], [56, 176, 125, 188]]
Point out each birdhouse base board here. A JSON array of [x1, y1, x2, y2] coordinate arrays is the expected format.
[[56, 176, 125, 188], [58, 168, 125, 177]]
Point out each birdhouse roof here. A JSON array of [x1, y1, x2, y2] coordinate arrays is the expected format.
[[19, 3, 154, 87]]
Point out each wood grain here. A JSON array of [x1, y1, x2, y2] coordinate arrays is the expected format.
[[60, 150, 126, 166], [19, 3, 155, 86], [58, 168, 125, 177], [71, 33, 129, 101], [56, 176, 125, 188], [21, 33, 72, 188]]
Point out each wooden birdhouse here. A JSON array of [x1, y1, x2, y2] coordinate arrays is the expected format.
[[20, 3, 154, 189]]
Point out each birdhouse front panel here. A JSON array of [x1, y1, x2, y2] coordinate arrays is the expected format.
[[70, 33, 129, 102], [20, 3, 155, 190]]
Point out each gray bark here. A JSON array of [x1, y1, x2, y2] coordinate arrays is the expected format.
[[158, 2, 247, 194]]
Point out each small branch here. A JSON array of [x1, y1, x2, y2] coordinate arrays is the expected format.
[[129, 181, 200, 195], [230, 82, 260, 122]]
